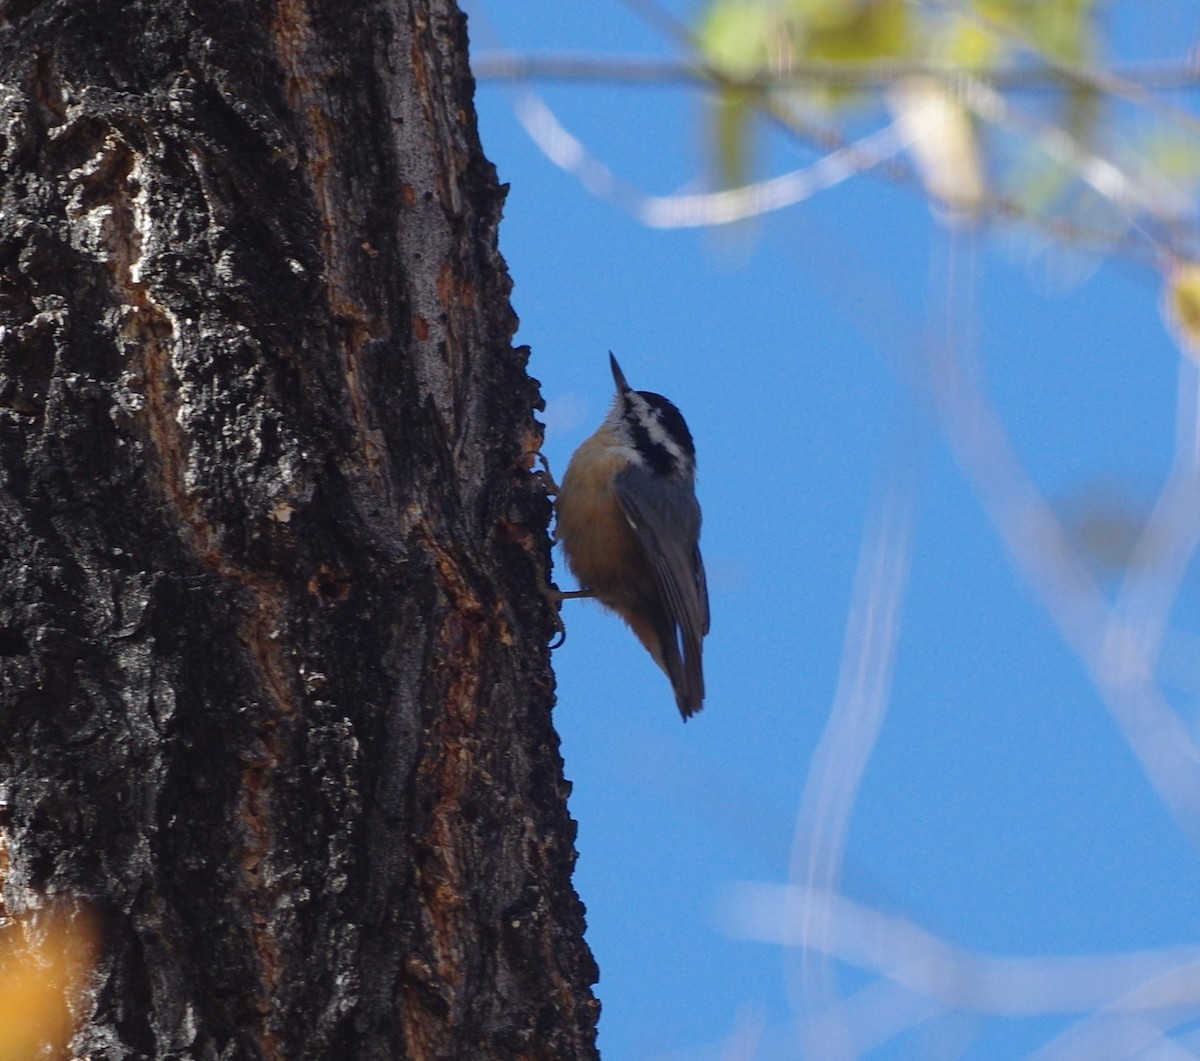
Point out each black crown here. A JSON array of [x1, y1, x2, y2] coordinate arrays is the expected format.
[[627, 390, 695, 476]]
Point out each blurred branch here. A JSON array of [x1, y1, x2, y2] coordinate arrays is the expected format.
[[475, 0, 1200, 256], [728, 883, 1200, 1016], [1030, 1005, 1200, 1061], [473, 52, 1200, 92], [929, 0, 1200, 134], [1107, 358, 1200, 696], [786, 451, 919, 1061], [507, 85, 1181, 260], [513, 91, 912, 227], [926, 238, 1200, 851], [485, 57, 1196, 261], [960, 78, 1193, 247]]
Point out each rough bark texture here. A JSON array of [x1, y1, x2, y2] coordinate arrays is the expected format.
[[0, 1, 599, 1057]]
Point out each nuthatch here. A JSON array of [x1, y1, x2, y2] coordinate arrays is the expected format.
[[556, 354, 709, 719]]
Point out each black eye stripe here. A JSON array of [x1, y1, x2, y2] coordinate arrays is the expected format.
[[617, 387, 696, 479], [635, 390, 695, 459], [628, 419, 678, 477]]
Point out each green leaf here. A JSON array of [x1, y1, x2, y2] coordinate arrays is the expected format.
[[698, 0, 777, 77], [1029, 0, 1097, 63], [938, 16, 1007, 72], [975, 0, 1097, 63], [1140, 129, 1200, 190], [800, 0, 911, 63]]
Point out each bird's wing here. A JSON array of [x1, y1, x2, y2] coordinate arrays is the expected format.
[[614, 467, 708, 717]]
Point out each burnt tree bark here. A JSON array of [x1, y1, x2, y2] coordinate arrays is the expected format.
[[0, 0, 599, 1058]]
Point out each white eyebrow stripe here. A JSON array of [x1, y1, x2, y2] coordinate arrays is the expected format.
[[634, 397, 689, 462], [644, 414, 686, 462]]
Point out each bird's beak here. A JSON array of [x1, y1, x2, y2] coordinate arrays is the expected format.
[[609, 351, 631, 394]]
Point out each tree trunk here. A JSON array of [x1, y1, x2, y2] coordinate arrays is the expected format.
[[0, 1, 598, 1057]]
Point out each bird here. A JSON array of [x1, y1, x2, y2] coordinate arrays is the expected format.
[[555, 353, 709, 719]]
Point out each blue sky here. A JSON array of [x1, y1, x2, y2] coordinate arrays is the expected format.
[[470, 3, 1200, 1058]]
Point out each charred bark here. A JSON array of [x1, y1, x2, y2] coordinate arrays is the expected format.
[[0, 0, 598, 1057]]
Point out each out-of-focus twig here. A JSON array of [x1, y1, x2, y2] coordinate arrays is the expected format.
[[959, 78, 1195, 247], [926, 241, 1200, 851], [514, 91, 912, 227], [728, 883, 1200, 1016], [785, 435, 920, 1061], [1029, 981, 1200, 1061], [481, 59, 1190, 258], [1106, 358, 1200, 686], [473, 52, 1200, 93], [929, 0, 1200, 135]]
